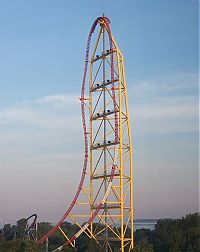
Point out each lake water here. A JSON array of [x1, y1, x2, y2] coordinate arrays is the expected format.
[[0, 221, 157, 232], [134, 221, 157, 231]]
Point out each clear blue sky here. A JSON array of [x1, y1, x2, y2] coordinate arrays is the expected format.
[[0, 0, 198, 224]]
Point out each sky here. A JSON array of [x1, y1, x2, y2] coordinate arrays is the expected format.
[[0, 0, 198, 225]]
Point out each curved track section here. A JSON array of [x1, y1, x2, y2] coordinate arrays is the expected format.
[[26, 214, 37, 227], [24, 214, 37, 241], [37, 16, 118, 249], [55, 152, 118, 252]]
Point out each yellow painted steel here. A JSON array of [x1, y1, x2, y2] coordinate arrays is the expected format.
[[89, 27, 103, 237], [58, 227, 75, 248], [88, 21, 134, 251], [67, 19, 134, 252]]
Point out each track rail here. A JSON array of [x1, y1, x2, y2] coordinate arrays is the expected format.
[[37, 16, 119, 249], [24, 214, 37, 240], [26, 214, 37, 229]]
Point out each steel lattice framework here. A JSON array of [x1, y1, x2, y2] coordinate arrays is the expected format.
[[24, 214, 38, 241], [37, 16, 134, 252]]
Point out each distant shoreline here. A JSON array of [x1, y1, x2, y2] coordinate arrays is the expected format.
[[0, 219, 159, 231], [134, 219, 158, 223]]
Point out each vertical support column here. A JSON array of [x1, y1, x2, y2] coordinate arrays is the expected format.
[[46, 238, 48, 252], [36, 222, 38, 242], [116, 49, 124, 252], [89, 26, 103, 238], [121, 57, 134, 249], [102, 25, 108, 252], [89, 61, 93, 237]]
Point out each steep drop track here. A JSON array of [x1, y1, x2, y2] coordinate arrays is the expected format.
[[37, 16, 119, 251]]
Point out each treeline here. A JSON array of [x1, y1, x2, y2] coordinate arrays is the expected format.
[[134, 212, 200, 252], [0, 213, 199, 252]]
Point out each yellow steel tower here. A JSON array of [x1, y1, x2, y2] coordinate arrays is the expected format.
[[88, 19, 134, 252], [37, 16, 134, 252]]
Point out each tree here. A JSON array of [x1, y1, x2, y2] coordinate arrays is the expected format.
[[37, 222, 53, 239], [3, 224, 16, 241], [16, 218, 26, 239], [186, 244, 195, 252], [0, 240, 39, 252], [132, 240, 154, 252]]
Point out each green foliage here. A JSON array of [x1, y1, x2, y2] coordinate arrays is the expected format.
[[0, 213, 199, 251], [0, 239, 39, 252], [3, 224, 16, 241], [133, 240, 154, 252], [16, 218, 26, 239], [134, 212, 200, 252], [153, 213, 200, 252], [77, 237, 104, 252], [37, 222, 53, 239]]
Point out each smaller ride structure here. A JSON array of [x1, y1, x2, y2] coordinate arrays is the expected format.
[[24, 214, 38, 241]]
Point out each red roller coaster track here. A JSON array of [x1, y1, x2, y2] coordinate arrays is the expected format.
[[37, 16, 119, 250]]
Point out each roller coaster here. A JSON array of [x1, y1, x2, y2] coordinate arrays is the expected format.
[[24, 214, 37, 241], [36, 16, 134, 252]]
